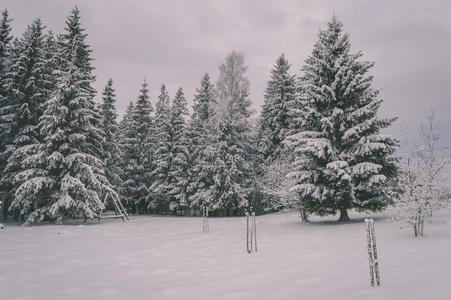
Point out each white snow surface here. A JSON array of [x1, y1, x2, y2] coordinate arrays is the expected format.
[[1, 211, 451, 300]]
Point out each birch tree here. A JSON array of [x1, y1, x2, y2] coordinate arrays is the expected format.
[[389, 113, 449, 237]]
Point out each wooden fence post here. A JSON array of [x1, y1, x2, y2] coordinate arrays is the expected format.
[[365, 218, 381, 287]]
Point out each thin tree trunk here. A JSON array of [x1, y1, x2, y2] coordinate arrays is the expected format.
[[246, 212, 250, 253], [419, 215, 424, 237], [2, 197, 9, 222], [249, 213, 253, 252], [253, 212, 257, 252]]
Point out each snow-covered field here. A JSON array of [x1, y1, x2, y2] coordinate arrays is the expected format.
[[1, 211, 451, 300]]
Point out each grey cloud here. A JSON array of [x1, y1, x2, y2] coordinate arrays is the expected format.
[[1, 0, 450, 150]]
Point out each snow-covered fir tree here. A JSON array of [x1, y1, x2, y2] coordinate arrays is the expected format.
[[2, 19, 54, 220], [99, 79, 122, 189], [0, 10, 13, 219], [192, 51, 254, 215], [133, 79, 153, 212], [286, 16, 398, 221], [192, 73, 216, 123], [118, 80, 153, 213], [187, 74, 217, 210], [117, 101, 139, 211], [0, 10, 13, 137], [10, 7, 114, 225], [389, 113, 449, 237], [166, 87, 189, 211], [149, 84, 172, 212], [259, 53, 297, 162], [41, 31, 58, 95]]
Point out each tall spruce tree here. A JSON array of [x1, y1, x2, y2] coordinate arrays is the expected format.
[[166, 87, 189, 211], [0, 10, 13, 219], [118, 80, 153, 213], [10, 8, 114, 225], [133, 80, 153, 212], [187, 74, 216, 209], [0, 10, 13, 136], [118, 101, 141, 211], [2, 19, 53, 220], [41, 31, 58, 95], [192, 73, 216, 122], [100, 79, 122, 189], [149, 84, 172, 212], [259, 53, 297, 162], [286, 16, 398, 221]]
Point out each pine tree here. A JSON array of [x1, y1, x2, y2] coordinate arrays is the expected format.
[[192, 73, 216, 122], [193, 51, 254, 214], [259, 54, 297, 162], [41, 31, 58, 94], [117, 101, 141, 211], [149, 84, 172, 212], [1, 19, 53, 220], [133, 80, 153, 212], [134, 80, 153, 177], [286, 16, 398, 221], [186, 74, 216, 210], [0, 10, 13, 219], [10, 7, 113, 225], [166, 87, 189, 211], [118, 80, 153, 213], [99, 79, 122, 189]]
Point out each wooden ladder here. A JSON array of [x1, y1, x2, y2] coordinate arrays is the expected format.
[[99, 193, 130, 222]]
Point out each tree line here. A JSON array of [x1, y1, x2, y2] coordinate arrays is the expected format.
[[2, 7, 438, 227]]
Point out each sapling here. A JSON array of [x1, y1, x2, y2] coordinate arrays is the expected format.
[[389, 113, 449, 237]]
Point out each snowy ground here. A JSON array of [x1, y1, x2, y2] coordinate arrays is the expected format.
[[1, 211, 451, 300]]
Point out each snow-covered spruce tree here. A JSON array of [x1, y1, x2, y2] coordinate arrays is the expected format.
[[389, 113, 449, 237], [133, 80, 153, 162], [118, 80, 153, 213], [0, 10, 13, 220], [186, 74, 217, 211], [192, 73, 216, 123], [2, 19, 53, 219], [166, 87, 189, 212], [286, 16, 398, 221], [41, 31, 58, 96], [0, 10, 13, 143], [99, 79, 122, 189], [258, 54, 297, 162], [117, 101, 140, 211], [193, 51, 254, 215], [149, 84, 172, 213], [10, 7, 114, 225]]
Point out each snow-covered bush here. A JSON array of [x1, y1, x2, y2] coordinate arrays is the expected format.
[[257, 157, 309, 221]]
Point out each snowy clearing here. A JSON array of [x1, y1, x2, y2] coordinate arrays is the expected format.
[[1, 211, 451, 300]]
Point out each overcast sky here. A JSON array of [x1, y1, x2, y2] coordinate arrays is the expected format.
[[1, 0, 450, 148]]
